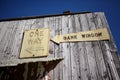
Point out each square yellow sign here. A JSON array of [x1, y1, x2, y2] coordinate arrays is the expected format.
[[20, 28, 50, 58]]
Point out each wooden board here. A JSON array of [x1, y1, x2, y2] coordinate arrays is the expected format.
[[52, 28, 110, 44], [20, 28, 50, 58], [0, 12, 120, 80]]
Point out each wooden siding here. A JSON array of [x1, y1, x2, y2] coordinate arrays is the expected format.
[[0, 12, 120, 80]]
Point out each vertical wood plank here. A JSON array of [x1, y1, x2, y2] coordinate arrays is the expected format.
[[86, 13, 110, 80], [73, 14, 89, 80], [58, 16, 63, 80], [53, 16, 63, 80], [48, 17, 56, 80], [94, 12, 120, 80], [99, 13, 120, 76], [69, 15, 81, 80], [80, 14, 99, 80], [61, 15, 72, 80]]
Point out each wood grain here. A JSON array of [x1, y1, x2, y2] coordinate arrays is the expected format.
[[0, 12, 120, 80]]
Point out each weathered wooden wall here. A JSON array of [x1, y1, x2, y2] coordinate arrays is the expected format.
[[0, 12, 120, 80]]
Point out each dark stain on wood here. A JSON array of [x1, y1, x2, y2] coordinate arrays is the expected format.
[[0, 12, 120, 80]]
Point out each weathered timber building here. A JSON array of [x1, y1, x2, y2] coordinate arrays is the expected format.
[[0, 12, 120, 80]]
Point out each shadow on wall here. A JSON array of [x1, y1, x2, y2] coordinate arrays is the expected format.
[[0, 59, 62, 80]]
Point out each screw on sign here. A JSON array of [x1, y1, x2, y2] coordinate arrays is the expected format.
[[20, 28, 50, 58]]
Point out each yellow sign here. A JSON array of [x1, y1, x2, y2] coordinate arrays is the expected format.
[[52, 28, 110, 44], [20, 28, 50, 58]]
